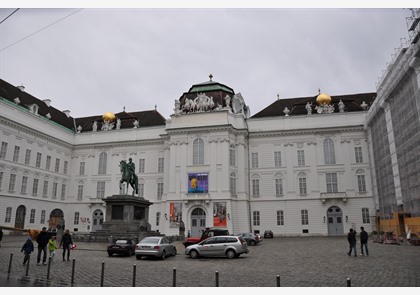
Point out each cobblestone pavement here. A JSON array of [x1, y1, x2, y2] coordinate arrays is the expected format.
[[0, 234, 419, 287]]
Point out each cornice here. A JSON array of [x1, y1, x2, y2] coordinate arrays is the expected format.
[[249, 126, 364, 139], [73, 139, 165, 151]]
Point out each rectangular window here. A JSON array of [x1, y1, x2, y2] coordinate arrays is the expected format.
[[301, 209, 309, 225], [251, 152, 259, 168], [36, 152, 42, 168], [299, 177, 307, 195], [77, 185, 84, 199], [97, 181, 106, 198], [252, 179, 260, 196], [46, 155, 51, 170], [55, 158, 60, 173], [275, 178, 283, 196], [32, 178, 39, 195], [5, 207, 12, 222], [297, 150, 305, 166], [139, 183, 144, 198], [9, 174, 16, 191], [79, 162, 85, 175], [358, 175, 367, 192], [277, 210, 284, 225], [25, 149, 31, 165], [0, 171, 3, 190], [158, 158, 164, 173], [21, 176, 28, 193], [43, 181, 49, 197], [139, 159, 145, 173], [0, 142, 8, 159], [157, 182, 163, 199], [61, 184, 66, 199], [40, 210, 46, 224], [63, 161, 68, 174], [362, 208, 370, 223], [30, 209, 35, 223], [253, 211, 260, 226], [156, 212, 160, 226], [274, 151, 282, 167], [355, 147, 363, 163], [74, 212, 80, 225], [326, 173, 338, 193], [230, 146, 236, 166], [13, 146, 20, 162], [52, 182, 58, 198]]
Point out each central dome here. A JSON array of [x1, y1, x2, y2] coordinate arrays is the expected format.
[[316, 93, 332, 105], [102, 112, 116, 122]]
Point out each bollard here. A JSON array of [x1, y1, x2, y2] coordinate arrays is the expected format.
[[347, 277, 351, 287], [100, 261, 105, 287], [173, 268, 176, 287], [215, 271, 219, 287], [25, 254, 31, 276], [277, 275, 280, 287], [7, 253, 13, 277], [71, 258, 76, 286], [132, 264, 136, 287], [46, 256, 52, 280]]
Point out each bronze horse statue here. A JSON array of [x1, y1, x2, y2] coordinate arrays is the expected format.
[[119, 160, 138, 196]]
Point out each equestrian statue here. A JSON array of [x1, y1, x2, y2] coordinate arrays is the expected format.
[[119, 158, 139, 196]]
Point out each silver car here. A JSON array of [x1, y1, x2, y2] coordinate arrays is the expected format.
[[135, 236, 177, 260], [185, 235, 249, 259]]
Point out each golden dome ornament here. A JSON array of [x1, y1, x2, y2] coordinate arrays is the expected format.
[[102, 112, 116, 122], [316, 89, 331, 105]]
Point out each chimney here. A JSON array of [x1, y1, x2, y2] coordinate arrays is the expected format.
[[17, 85, 25, 91], [63, 110, 70, 117], [43, 99, 51, 107]]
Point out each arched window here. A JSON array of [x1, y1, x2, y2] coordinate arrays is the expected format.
[[230, 172, 236, 195], [229, 144, 236, 166], [323, 138, 336, 164], [193, 138, 204, 165], [98, 152, 107, 174]]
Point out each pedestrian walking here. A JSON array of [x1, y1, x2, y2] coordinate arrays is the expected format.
[[59, 229, 73, 261], [360, 226, 369, 256], [48, 235, 58, 260], [21, 237, 34, 265], [36, 226, 49, 265], [347, 228, 357, 257]]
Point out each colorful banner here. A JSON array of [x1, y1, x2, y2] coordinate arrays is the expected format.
[[188, 173, 208, 193], [213, 202, 227, 227], [169, 202, 183, 227]]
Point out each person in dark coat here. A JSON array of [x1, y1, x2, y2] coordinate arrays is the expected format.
[[347, 228, 357, 257], [360, 226, 369, 256], [59, 229, 73, 261], [36, 227, 49, 265], [21, 237, 34, 265]]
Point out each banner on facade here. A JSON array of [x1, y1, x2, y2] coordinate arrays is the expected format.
[[169, 202, 183, 227], [213, 202, 227, 227], [188, 173, 208, 193]]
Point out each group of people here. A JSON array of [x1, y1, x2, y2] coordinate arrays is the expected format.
[[21, 227, 74, 265], [347, 226, 369, 257]]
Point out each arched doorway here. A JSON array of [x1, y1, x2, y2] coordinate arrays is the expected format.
[[327, 206, 344, 236], [190, 207, 206, 237], [92, 209, 104, 231], [14, 205, 26, 229], [49, 209, 64, 230]]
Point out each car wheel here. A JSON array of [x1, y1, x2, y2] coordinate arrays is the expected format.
[[250, 240, 256, 246], [189, 250, 199, 259], [172, 247, 177, 256], [136, 255, 142, 260], [161, 250, 166, 260], [226, 249, 236, 259], [108, 252, 113, 257]]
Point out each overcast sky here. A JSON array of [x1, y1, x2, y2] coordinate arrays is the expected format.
[[0, 4, 415, 120]]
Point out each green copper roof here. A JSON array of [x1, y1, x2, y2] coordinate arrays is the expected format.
[[188, 81, 234, 95]]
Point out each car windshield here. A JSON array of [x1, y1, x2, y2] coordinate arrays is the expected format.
[[140, 237, 160, 244], [115, 240, 128, 244]]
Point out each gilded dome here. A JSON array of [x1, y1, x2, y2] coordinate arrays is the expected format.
[[316, 93, 332, 105], [102, 112, 116, 122]]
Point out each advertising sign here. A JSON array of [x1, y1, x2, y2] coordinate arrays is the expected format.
[[213, 202, 227, 227], [169, 202, 183, 227], [188, 173, 208, 193]]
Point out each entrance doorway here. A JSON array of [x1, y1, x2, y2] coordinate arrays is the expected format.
[[92, 209, 104, 231], [14, 205, 26, 229], [190, 208, 206, 237], [327, 206, 344, 236]]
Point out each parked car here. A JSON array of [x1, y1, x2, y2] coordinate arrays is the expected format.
[[264, 230, 274, 239], [236, 232, 261, 246], [183, 227, 230, 248], [135, 236, 177, 260], [185, 235, 249, 259], [107, 238, 136, 256]]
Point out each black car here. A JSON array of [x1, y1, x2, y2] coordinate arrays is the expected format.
[[107, 238, 136, 256], [264, 230, 274, 238]]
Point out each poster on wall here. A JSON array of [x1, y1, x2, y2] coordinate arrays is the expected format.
[[188, 173, 208, 193], [169, 202, 183, 228], [213, 202, 227, 227]]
